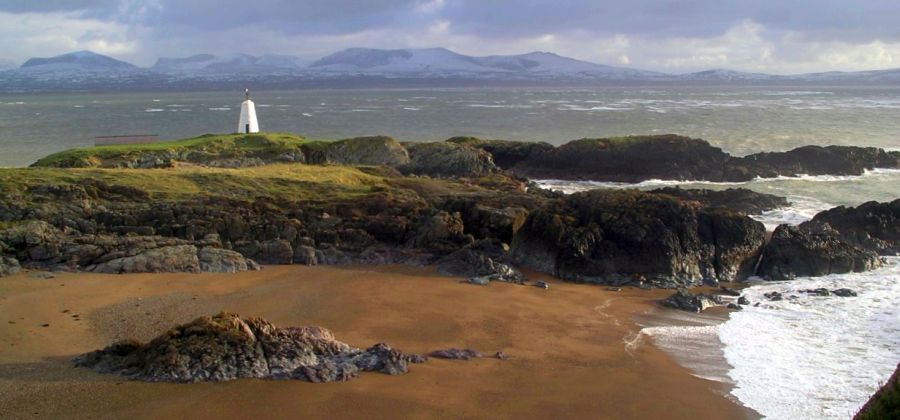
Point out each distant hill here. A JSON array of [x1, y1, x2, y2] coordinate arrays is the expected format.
[[679, 69, 780, 81], [1, 48, 899, 92], [153, 53, 305, 73], [310, 48, 665, 80], [20, 51, 136, 72]]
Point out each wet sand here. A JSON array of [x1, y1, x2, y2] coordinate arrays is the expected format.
[[0, 265, 755, 419]]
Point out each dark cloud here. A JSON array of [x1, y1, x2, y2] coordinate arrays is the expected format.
[[3, 0, 899, 42], [1, 0, 899, 73]]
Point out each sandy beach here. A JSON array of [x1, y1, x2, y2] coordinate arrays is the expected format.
[[0, 265, 754, 419]]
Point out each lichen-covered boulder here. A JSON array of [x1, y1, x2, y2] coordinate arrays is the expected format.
[[88, 245, 200, 274], [324, 136, 410, 166], [198, 247, 258, 273], [74, 312, 427, 383], [400, 142, 497, 178]]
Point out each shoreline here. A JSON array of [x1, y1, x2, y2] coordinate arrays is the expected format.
[[634, 304, 742, 409], [0, 264, 755, 419]]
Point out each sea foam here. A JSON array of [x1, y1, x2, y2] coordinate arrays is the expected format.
[[719, 259, 900, 419]]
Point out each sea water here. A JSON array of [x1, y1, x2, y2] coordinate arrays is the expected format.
[[540, 174, 900, 419], [3, 86, 900, 167]]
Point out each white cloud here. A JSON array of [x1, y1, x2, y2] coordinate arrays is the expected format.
[[0, 11, 136, 64], [3, 7, 900, 75]]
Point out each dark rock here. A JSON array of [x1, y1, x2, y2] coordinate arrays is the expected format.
[[400, 142, 498, 178], [408, 211, 467, 249], [660, 288, 724, 312], [446, 137, 555, 170], [74, 312, 429, 383], [534, 281, 550, 289], [725, 145, 900, 182], [494, 351, 507, 360], [802, 288, 831, 296], [511, 135, 732, 183], [510, 189, 766, 288], [764, 291, 783, 301], [726, 303, 742, 310], [806, 199, 900, 255], [436, 246, 524, 284], [738, 296, 750, 305], [719, 286, 741, 296], [648, 187, 789, 215], [605, 287, 622, 292], [504, 136, 898, 183], [757, 223, 882, 280], [832, 288, 858, 297], [429, 348, 482, 360], [235, 239, 293, 265]]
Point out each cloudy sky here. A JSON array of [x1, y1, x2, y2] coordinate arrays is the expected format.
[[1, 0, 898, 74]]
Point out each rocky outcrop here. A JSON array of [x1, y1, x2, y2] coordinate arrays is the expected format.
[[806, 199, 900, 255], [435, 242, 524, 284], [725, 145, 900, 181], [510, 190, 767, 288], [446, 137, 555, 170], [441, 198, 528, 244], [505, 135, 899, 183], [429, 348, 482, 360], [89, 245, 201, 274], [0, 221, 257, 274], [320, 136, 410, 166], [74, 312, 427, 383], [756, 199, 898, 280], [233, 239, 294, 265], [0, 255, 20, 277], [400, 142, 498, 177], [199, 247, 259, 272], [406, 211, 470, 250], [660, 288, 724, 312], [511, 135, 733, 183], [648, 187, 789, 215], [756, 223, 881, 280]]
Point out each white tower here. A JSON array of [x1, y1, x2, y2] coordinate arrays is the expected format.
[[238, 89, 260, 134]]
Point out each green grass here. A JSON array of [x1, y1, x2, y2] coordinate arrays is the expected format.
[[856, 371, 900, 420], [0, 163, 388, 202], [32, 133, 309, 167]]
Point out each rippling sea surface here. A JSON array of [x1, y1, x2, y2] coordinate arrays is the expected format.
[[2, 86, 900, 167], [2, 86, 900, 418]]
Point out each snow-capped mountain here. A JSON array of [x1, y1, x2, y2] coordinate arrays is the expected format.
[[310, 48, 486, 73], [309, 48, 665, 79], [1, 48, 899, 92], [153, 53, 305, 74]]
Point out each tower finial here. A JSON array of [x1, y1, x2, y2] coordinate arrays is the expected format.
[[245, 88, 250, 101]]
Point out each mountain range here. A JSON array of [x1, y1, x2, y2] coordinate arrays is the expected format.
[[1, 48, 899, 92]]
